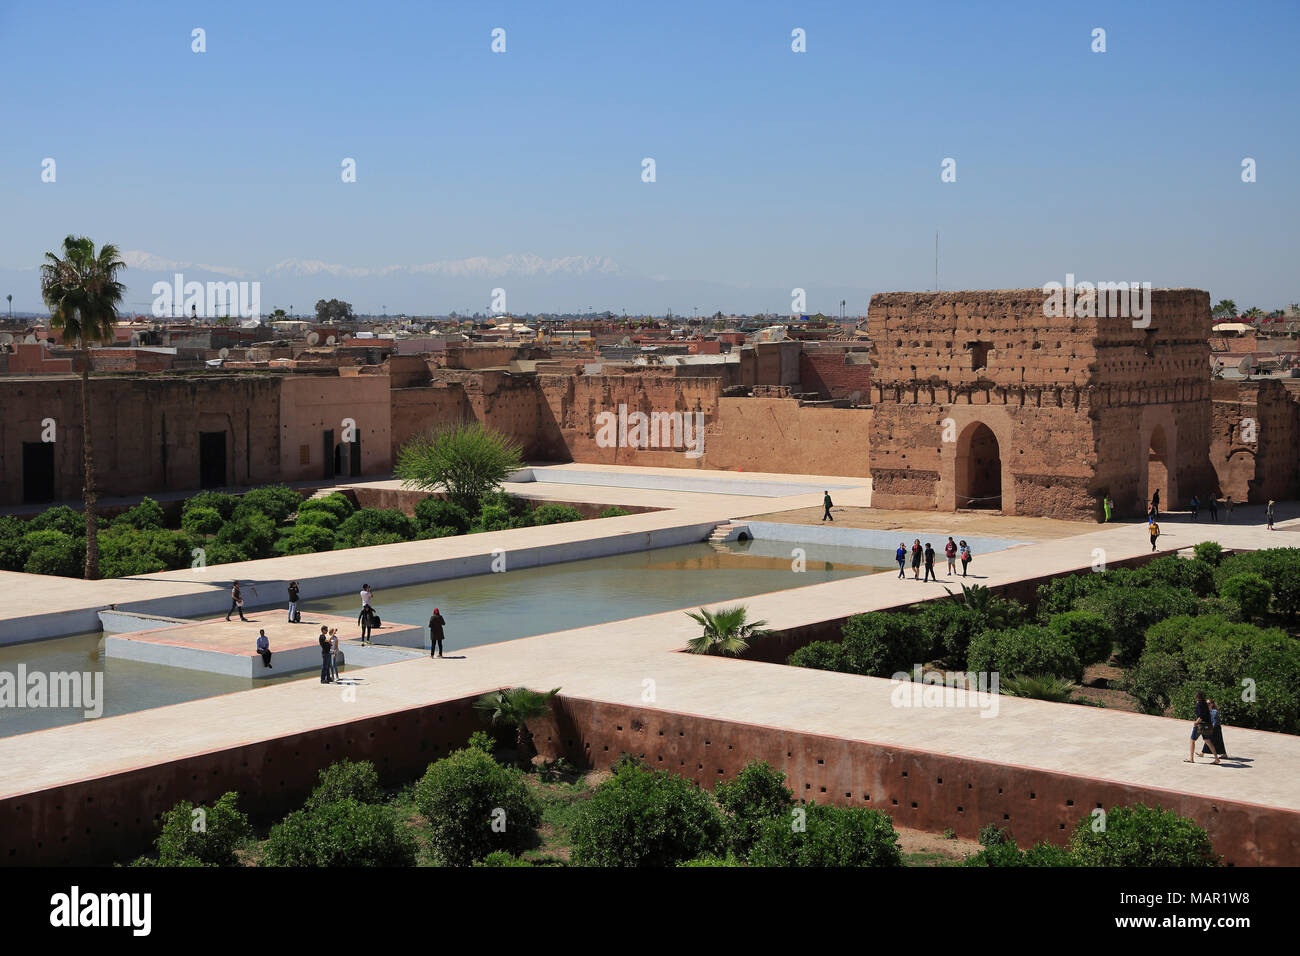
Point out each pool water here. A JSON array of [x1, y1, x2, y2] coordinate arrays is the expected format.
[[0, 540, 895, 737]]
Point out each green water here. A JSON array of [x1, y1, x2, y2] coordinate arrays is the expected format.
[[0, 540, 894, 737]]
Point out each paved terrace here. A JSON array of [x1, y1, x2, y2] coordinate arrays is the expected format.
[[0, 467, 1297, 862]]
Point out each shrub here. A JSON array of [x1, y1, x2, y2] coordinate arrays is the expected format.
[[912, 600, 985, 664], [1216, 548, 1300, 618], [1124, 651, 1189, 715], [181, 506, 224, 539], [473, 851, 535, 867], [964, 839, 1073, 867], [597, 506, 633, 518], [1048, 610, 1114, 667], [678, 854, 744, 867], [1080, 585, 1198, 666], [967, 624, 1082, 682], [465, 730, 496, 755], [340, 531, 408, 549], [999, 674, 1076, 702], [28, 505, 85, 537], [305, 759, 383, 809], [1069, 804, 1219, 867], [296, 492, 355, 521], [787, 641, 850, 673], [394, 421, 525, 512], [471, 502, 524, 533], [234, 485, 301, 524], [1198, 596, 1242, 623], [295, 509, 341, 531], [714, 761, 793, 857], [413, 496, 472, 535], [200, 543, 249, 566], [1219, 573, 1272, 621], [0, 516, 30, 571], [1133, 555, 1216, 597], [839, 612, 931, 677], [153, 792, 250, 867], [98, 527, 192, 577], [112, 497, 166, 530], [978, 823, 1012, 847], [336, 509, 416, 548], [1193, 541, 1224, 567], [571, 759, 723, 867], [262, 799, 417, 867], [22, 530, 83, 577], [1035, 570, 1124, 619], [273, 525, 337, 556], [531, 503, 584, 526], [748, 804, 902, 867], [413, 747, 541, 865], [183, 491, 238, 521], [215, 511, 276, 559]]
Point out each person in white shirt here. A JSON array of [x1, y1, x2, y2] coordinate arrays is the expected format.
[[358, 584, 373, 626]]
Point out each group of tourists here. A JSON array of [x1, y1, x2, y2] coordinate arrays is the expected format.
[[1187, 690, 1228, 764], [895, 536, 972, 581]]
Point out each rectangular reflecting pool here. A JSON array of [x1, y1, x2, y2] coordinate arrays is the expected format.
[[0, 539, 895, 737]]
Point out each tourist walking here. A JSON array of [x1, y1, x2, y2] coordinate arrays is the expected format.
[[1186, 691, 1221, 764], [945, 536, 957, 575], [959, 540, 972, 577], [1149, 519, 1160, 552], [910, 539, 922, 580], [822, 491, 834, 522], [226, 581, 249, 622], [1225, 495, 1233, 521], [429, 607, 446, 658], [318, 626, 333, 684], [895, 542, 907, 579], [256, 629, 272, 669], [1200, 698, 1228, 759], [1151, 488, 1160, 518], [1267, 499, 1276, 530], [287, 580, 300, 623], [1207, 496, 1218, 522], [1103, 495, 1113, 523], [1190, 495, 1199, 521], [923, 543, 937, 582], [329, 627, 340, 680], [359, 583, 373, 624]]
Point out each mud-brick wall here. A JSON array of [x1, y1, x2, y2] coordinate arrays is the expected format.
[[707, 399, 870, 476], [0, 696, 485, 866], [390, 384, 471, 462], [798, 348, 872, 400], [1210, 379, 1300, 504], [532, 697, 1298, 866]]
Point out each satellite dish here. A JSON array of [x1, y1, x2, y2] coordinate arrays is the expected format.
[[23, 334, 37, 344], [1238, 356, 1256, 375], [325, 335, 336, 345], [219, 347, 230, 359], [306, 331, 320, 346], [0, 333, 13, 345]]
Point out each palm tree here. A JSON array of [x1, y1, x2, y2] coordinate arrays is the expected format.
[[685, 604, 769, 656], [473, 686, 560, 766], [1211, 299, 1237, 320], [39, 236, 126, 579]]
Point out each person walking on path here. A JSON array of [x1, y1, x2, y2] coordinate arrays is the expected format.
[[910, 539, 923, 580], [1187, 691, 1221, 764], [359, 606, 374, 645], [226, 581, 249, 622], [1103, 495, 1113, 522], [256, 629, 272, 669], [329, 627, 340, 680], [1190, 495, 1199, 521], [1151, 488, 1160, 518], [822, 491, 834, 522], [959, 540, 972, 577], [1201, 698, 1228, 759], [1225, 495, 1233, 521], [944, 537, 957, 575], [358, 583, 373, 624], [287, 581, 300, 623], [1267, 499, 1276, 530], [429, 607, 446, 658], [318, 626, 333, 684], [1207, 496, 1218, 522], [923, 543, 937, 582], [1149, 519, 1160, 552], [895, 542, 907, 579]]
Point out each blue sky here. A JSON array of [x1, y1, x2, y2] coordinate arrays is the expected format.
[[1, 0, 1296, 314]]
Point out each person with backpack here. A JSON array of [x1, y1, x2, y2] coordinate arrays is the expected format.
[[959, 540, 972, 577], [923, 543, 937, 582], [895, 542, 907, 579], [287, 581, 300, 623], [1190, 495, 1200, 521], [1149, 519, 1160, 552], [359, 606, 375, 645], [429, 607, 447, 658]]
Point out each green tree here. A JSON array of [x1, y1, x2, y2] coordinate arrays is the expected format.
[[262, 799, 416, 867], [473, 686, 560, 766], [685, 604, 769, 656], [412, 747, 542, 865], [747, 803, 902, 867], [394, 422, 524, 513], [1219, 573, 1272, 621], [305, 759, 384, 809], [1211, 299, 1237, 319], [714, 761, 793, 857], [151, 792, 251, 866], [40, 235, 127, 579], [1070, 804, 1219, 867]]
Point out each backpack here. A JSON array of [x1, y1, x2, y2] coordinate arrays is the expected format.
[[962, 548, 971, 562], [370, 610, 381, 628], [293, 608, 301, 623]]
